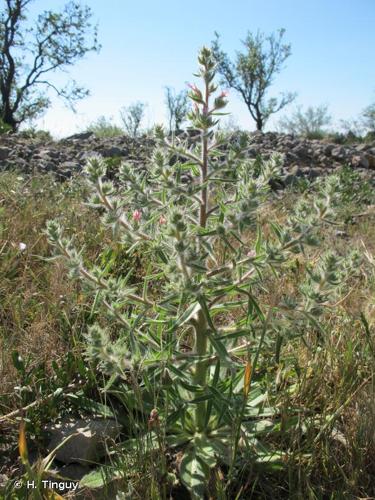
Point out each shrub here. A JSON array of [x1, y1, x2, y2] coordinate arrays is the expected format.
[[46, 47, 358, 498], [165, 87, 190, 133], [18, 128, 53, 141], [278, 104, 332, 138], [362, 103, 375, 133], [87, 116, 124, 138], [120, 101, 146, 138]]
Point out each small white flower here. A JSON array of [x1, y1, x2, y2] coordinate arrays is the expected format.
[[18, 242, 27, 252]]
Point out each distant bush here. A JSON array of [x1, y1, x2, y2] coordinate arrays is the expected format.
[[339, 103, 375, 142], [362, 103, 375, 132], [364, 130, 375, 142], [18, 128, 53, 141], [278, 104, 332, 138], [322, 131, 359, 145], [164, 87, 190, 133], [119, 101, 146, 138], [86, 116, 123, 138]]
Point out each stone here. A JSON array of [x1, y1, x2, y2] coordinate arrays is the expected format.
[[331, 146, 345, 159], [37, 160, 56, 172], [45, 418, 121, 464], [39, 148, 60, 160], [292, 144, 308, 156], [65, 132, 94, 141], [59, 463, 91, 481], [100, 146, 127, 157], [367, 155, 375, 169], [0, 131, 374, 184], [351, 155, 369, 169], [0, 474, 9, 487], [335, 230, 349, 238], [323, 144, 334, 155], [354, 144, 370, 152], [0, 147, 10, 160]]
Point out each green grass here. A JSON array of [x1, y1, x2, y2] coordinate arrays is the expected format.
[[1, 169, 375, 498]]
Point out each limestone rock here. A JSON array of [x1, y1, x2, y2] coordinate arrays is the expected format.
[[367, 154, 375, 169], [46, 418, 121, 464], [0, 131, 374, 183], [65, 131, 94, 141], [351, 155, 369, 169], [0, 147, 10, 160]]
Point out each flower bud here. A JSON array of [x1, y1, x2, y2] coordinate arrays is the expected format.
[[132, 209, 142, 222]]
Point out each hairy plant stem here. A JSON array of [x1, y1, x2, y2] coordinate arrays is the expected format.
[[199, 78, 209, 229], [193, 75, 210, 433]]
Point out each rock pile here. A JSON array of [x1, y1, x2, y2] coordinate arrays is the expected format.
[[0, 132, 154, 180], [0, 130, 374, 181], [245, 131, 375, 184]]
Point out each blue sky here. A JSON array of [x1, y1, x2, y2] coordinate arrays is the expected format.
[[26, 0, 375, 137]]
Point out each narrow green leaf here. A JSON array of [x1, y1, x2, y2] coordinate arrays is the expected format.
[[204, 360, 221, 428], [80, 466, 121, 489], [168, 302, 201, 332], [207, 331, 232, 367]]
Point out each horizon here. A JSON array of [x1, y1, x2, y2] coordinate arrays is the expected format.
[[22, 0, 375, 138]]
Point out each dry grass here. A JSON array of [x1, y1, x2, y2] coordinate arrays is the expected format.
[[0, 172, 102, 403]]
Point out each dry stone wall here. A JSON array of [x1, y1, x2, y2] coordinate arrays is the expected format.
[[0, 131, 374, 182]]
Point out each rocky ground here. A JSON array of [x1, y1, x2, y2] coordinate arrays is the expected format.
[[0, 130, 374, 182]]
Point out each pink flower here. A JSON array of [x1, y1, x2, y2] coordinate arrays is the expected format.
[[187, 83, 199, 93], [159, 215, 167, 225], [246, 249, 256, 258], [220, 90, 229, 98], [132, 209, 142, 222], [187, 83, 203, 100]]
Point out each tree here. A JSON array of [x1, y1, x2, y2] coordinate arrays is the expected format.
[[278, 104, 332, 138], [164, 86, 190, 133], [120, 101, 146, 138], [211, 29, 296, 131], [0, 0, 100, 131], [340, 103, 375, 139], [362, 103, 375, 132]]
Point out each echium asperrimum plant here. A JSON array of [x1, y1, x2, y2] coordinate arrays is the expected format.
[[46, 48, 359, 498]]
